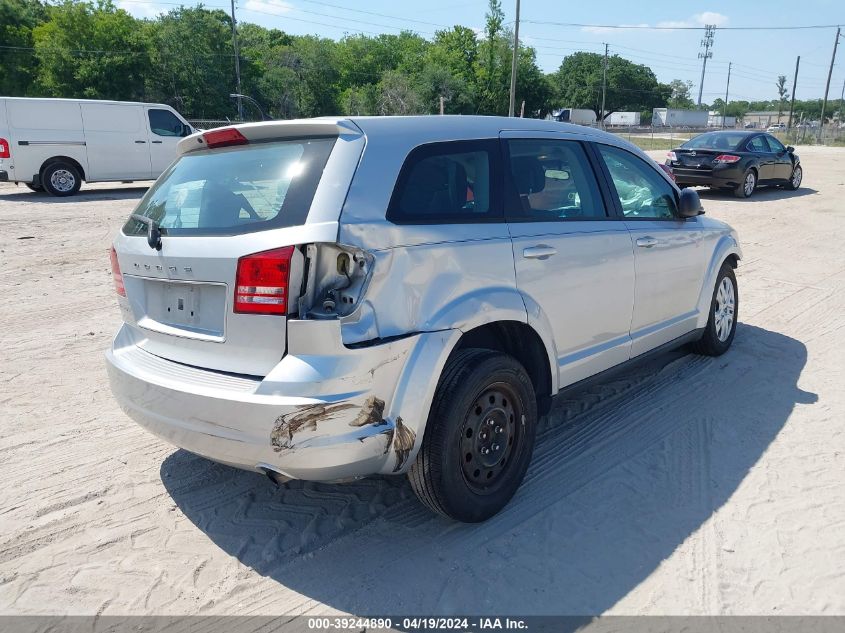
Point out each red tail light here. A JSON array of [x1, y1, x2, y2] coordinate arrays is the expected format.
[[0, 138, 10, 159], [714, 154, 741, 163], [203, 127, 248, 149], [234, 247, 294, 315], [666, 151, 677, 161], [109, 247, 126, 297], [658, 163, 676, 182]]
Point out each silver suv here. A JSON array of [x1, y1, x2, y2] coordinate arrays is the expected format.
[[106, 116, 742, 522]]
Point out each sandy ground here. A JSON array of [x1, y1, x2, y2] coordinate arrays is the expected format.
[[1, 146, 844, 616]]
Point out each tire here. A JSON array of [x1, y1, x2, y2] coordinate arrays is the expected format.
[[42, 161, 81, 197], [785, 164, 802, 190], [25, 183, 44, 192], [408, 348, 537, 522], [734, 169, 756, 198], [691, 263, 738, 356]]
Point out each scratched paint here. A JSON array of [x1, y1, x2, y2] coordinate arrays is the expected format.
[[270, 402, 356, 452], [391, 416, 416, 472]]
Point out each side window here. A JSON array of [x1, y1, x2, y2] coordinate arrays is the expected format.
[[148, 109, 186, 137], [388, 140, 497, 223], [505, 139, 606, 220], [747, 136, 769, 152], [766, 135, 786, 153], [596, 144, 678, 219]]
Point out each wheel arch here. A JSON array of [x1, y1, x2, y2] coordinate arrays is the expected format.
[[381, 318, 557, 476], [695, 238, 742, 329], [40, 155, 86, 182]]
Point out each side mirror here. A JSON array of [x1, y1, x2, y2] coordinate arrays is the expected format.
[[786, 145, 794, 153], [678, 188, 703, 218], [181, 124, 193, 137]]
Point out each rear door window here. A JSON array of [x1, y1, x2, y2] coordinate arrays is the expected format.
[[124, 138, 336, 236], [505, 139, 606, 221], [387, 139, 501, 223], [747, 136, 769, 152]]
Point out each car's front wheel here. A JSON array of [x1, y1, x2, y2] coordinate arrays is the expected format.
[[408, 348, 537, 522], [734, 169, 756, 198], [691, 263, 738, 356], [785, 164, 802, 190]]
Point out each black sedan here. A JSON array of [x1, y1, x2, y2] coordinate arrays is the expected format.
[[666, 131, 802, 198]]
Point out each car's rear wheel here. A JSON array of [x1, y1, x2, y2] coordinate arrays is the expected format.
[[42, 161, 81, 197], [691, 263, 738, 356], [408, 348, 537, 522], [785, 164, 802, 190], [734, 169, 756, 198]]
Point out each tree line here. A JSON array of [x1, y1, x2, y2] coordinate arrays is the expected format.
[[1, 0, 836, 123]]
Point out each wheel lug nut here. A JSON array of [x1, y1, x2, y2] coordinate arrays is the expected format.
[[481, 448, 490, 455], [493, 444, 500, 451], [495, 426, 502, 434]]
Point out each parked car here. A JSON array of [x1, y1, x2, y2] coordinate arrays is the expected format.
[[0, 97, 193, 196], [767, 123, 786, 133], [744, 122, 758, 129], [666, 130, 802, 197], [106, 116, 742, 522]]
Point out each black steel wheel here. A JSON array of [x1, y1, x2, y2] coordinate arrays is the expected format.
[[409, 348, 537, 522]]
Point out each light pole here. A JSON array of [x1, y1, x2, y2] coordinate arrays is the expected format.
[[229, 93, 267, 121]]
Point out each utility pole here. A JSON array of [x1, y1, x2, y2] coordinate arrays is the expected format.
[[439, 95, 445, 115], [788, 56, 800, 129], [520, 100, 525, 118], [600, 43, 608, 129], [819, 26, 840, 140], [722, 62, 731, 128], [230, 0, 243, 121], [508, 0, 521, 117], [697, 24, 715, 107]]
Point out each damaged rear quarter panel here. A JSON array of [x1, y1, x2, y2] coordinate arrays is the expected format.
[[260, 319, 426, 476]]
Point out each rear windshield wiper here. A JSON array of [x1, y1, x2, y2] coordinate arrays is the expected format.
[[131, 214, 165, 251]]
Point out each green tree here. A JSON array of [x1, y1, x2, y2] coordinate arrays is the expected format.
[[550, 52, 668, 121], [145, 6, 235, 118], [666, 79, 694, 109], [776, 74, 789, 120], [0, 0, 46, 95], [32, 0, 148, 100], [475, 0, 509, 114], [376, 69, 422, 115]]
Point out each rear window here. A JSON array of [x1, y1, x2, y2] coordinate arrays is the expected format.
[[387, 139, 501, 224], [123, 138, 336, 236], [682, 133, 746, 151]]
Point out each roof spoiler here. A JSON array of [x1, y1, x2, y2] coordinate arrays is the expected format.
[[177, 118, 362, 156]]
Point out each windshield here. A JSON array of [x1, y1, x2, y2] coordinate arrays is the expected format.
[[123, 138, 336, 236], [681, 133, 746, 151]]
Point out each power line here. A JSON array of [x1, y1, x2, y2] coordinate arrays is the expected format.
[[521, 19, 843, 31]]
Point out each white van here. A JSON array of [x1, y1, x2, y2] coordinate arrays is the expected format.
[[0, 97, 193, 196]]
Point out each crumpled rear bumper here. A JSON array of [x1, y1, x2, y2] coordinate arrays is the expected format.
[[105, 320, 421, 481]]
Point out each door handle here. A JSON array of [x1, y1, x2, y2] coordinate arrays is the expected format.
[[636, 236, 658, 248], [135, 140, 147, 144], [523, 245, 557, 260], [151, 140, 163, 144]]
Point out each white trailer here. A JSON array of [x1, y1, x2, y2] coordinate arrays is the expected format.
[[607, 111, 641, 126], [549, 108, 597, 126], [652, 108, 709, 128], [707, 114, 737, 128], [0, 97, 193, 196]]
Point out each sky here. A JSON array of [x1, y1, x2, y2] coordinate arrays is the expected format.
[[115, 0, 845, 103]]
